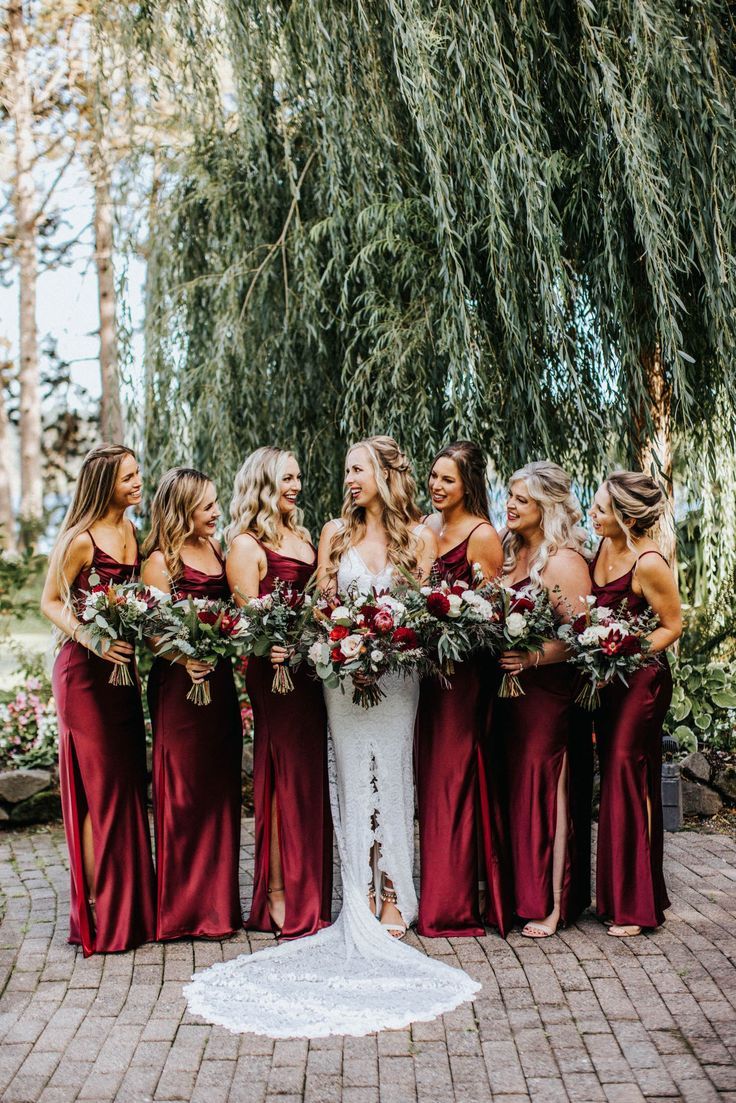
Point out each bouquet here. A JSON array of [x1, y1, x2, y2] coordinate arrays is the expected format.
[[153, 597, 250, 705], [300, 587, 427, 708], [238, 580, 313, 694], [77, 582, 168, 686], [486, 582, 557, 698], [557, 597, 657, 709], [397, 568, 502, 676]]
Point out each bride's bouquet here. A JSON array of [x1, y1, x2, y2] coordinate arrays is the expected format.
[[397, 567, 502, 676], [300, 588, 427, 708], [153, 596, 250, 705], [77, 582, 169, 686], [486, 582, 557, 698], [237, 580, 313, 694], [557, 597, 657, 709]]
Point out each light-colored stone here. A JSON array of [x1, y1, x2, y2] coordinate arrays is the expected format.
[[681, 752, 711, 783], [0, 768, 52, 804], [681, 778, 723, 817]]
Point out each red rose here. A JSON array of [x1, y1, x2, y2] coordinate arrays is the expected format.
[[616, 633, 642, 657], [359, 603, 379, 625], [427, 591, 451, 617], [329, 625, 350, 641], [373, 609, 395, 634], [449, 583, 466, 597], [197, 609, 219, 625], [572, 614, 588, 634], [330, 646, 347, 664], [510, 596, 534, 613], [392, 626, 419, 650]]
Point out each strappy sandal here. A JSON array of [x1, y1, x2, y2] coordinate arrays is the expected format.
[[521, 920, 557, 939], [267, 885, 285, 938], [607, 924, 642, 938], [379, 886, 407, 940]]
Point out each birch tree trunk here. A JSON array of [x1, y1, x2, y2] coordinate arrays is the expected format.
[[93, 150, 123, 442], [8, 0, 42, 550], [0, 372, 16, 553], [637, 343, 677, 571]]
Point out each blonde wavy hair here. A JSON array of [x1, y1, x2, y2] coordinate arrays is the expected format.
[[605, 470, 668, 558], [326, 436, 422, 581], [51, 444, 137, 610], [225, 446, 310, 549], [144, 468, 214, 584], [503, 460, 589, 588]]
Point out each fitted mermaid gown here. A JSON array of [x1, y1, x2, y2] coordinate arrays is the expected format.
[[184, 540, 480, 1037]]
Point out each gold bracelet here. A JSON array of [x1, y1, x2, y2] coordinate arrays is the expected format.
[[534, 651, 541, 668], [71, 624, 83, 644]]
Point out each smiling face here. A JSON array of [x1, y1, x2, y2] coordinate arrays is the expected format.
[[505, 479, 543, 538], [429, 456, 465, 513], [279, 455, 302, 517], [112, 454, 142, 511], [191, 481, 220, 539], [590, 483, 628, 539], [345, 446, 379, 509]]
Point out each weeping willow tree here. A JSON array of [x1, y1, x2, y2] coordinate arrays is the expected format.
[[131, 0, 736, 603]]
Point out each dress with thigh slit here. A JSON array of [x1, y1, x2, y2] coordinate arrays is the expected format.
[[244, 540, 332, 939], [591, 547, 672, 928], [415, 525, 512, 937], [494, 576, 593, 926], [147, 547, 243, 939], [53, 534, 156, 957]]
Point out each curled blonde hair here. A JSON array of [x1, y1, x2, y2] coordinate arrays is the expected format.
[[225, 446, 310, 549], [605, 470, 668, 557], [144, 468, 213, 584], [503, 460, 589, 588], [51, 444, 137, 610], [327, 436, 422, 581]]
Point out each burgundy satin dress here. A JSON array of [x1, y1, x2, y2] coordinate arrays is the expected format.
[[415, 525, 512, 936], [245, 540, 332, 938], [592, 548, 672, 928], [53, 534, 156, 957], [495, 576, 593, 926], [147, 548, 243, 939]]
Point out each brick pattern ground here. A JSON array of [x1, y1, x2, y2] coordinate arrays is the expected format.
[[0, 822, 734, 1103]]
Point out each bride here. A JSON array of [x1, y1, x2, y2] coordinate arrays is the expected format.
[[185, 436, 481, 1038]]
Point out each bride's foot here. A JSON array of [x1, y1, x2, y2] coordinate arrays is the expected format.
[[522, 908, 560, 939], [379, 887, 407, 940], [267, 885, 285, 936], [367, 887, 377, 916]]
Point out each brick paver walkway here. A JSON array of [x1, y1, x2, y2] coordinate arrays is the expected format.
[[0, 822, 734, 1103]]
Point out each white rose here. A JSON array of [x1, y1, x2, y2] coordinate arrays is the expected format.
[[579, 625, 609, 646], [339, 634, 363, 659], [370, 649, 384, 663], [473, 597, 495, 620], [447, 593, 463, 618], [420, 586, 432, 596], [379, 596, 405, 616], [308, 641, 330, 665], [505, 611, 527, 638], [331, 605, 351, 623], [461, 590, 477, 604]]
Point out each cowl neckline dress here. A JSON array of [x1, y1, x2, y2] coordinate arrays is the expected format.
[[53, 533, 155, 956], [591, 546, 672, 927]]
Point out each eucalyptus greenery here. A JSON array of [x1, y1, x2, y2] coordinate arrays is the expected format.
[[131, 1, 735, 603]]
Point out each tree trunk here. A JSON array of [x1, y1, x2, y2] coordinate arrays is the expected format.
[[0, 371, 16, 554], [93, 150, 123, 443], [8, 0, 42, 550], [637, 343, 677, 570]]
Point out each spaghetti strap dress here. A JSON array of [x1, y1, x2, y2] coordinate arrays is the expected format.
[[244, 539, 332, 939], [52, 531, 156, 956], [415, 523, 512, 937], [591, 547, 672, 927], [494, 575, 594, 926], [147, 545, 243, 939]]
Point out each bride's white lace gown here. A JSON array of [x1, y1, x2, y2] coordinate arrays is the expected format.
[[184, 538, 480, 1038]]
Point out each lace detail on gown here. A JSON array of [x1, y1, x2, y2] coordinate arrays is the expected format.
[[184, 539, 481, 1037]]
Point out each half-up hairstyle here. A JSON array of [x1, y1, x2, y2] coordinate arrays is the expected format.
[[51, 444, 137, 609], [327, 436, 422, 581], [605, 470, 668, 556], [429, 440, 491, 521], [226, 446, 310, 549], [503, 460, 589, 588], [144, 468, 213, 584]]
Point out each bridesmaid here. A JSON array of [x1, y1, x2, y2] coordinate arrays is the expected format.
[[226, 447, 332, 939], [415, 441, 512, 937], [496, 461, 594, 937], [590, 471, 681, 936], [143, 468, 243, 940], [40, 445, 155, 956]]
